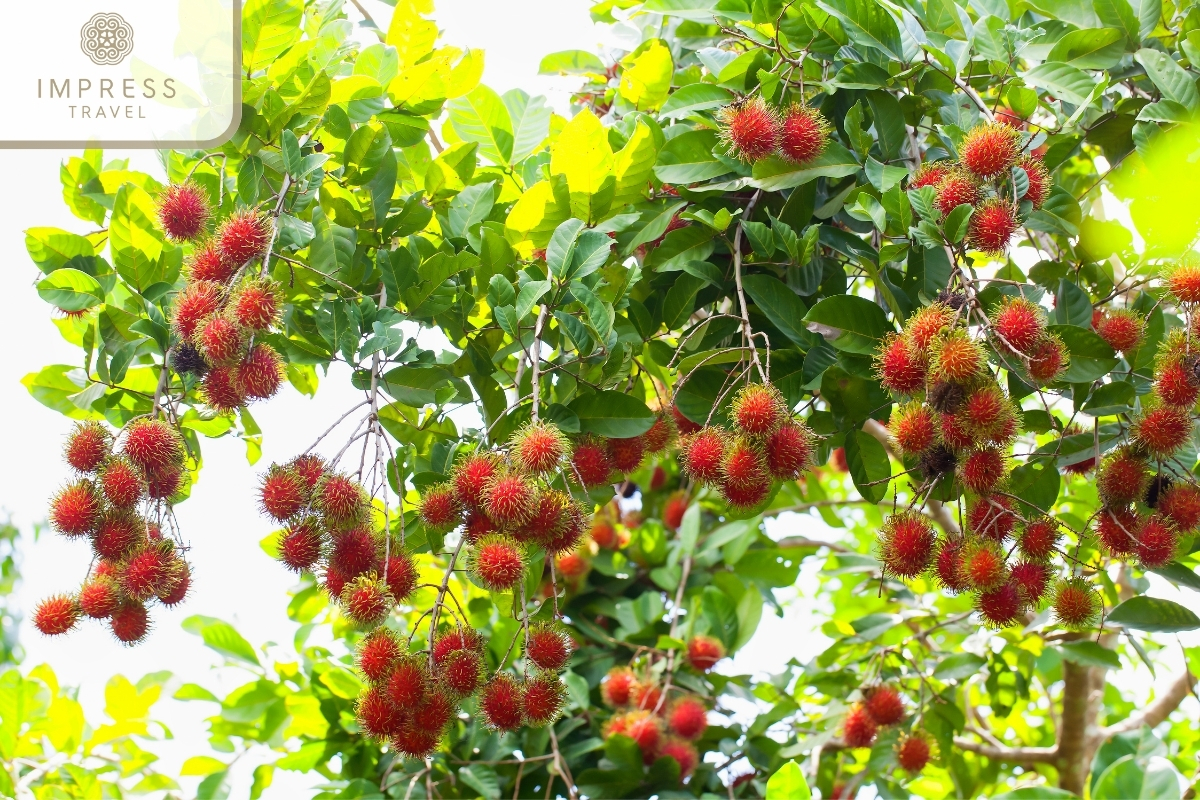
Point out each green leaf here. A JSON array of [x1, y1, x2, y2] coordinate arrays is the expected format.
[[1082, 381, 1135, 416], [661, 84, 734, 117], [1095, 0, 1141, 46], [845, 429, 890, 503], [816, 0, 903, 59], [448, 85, 514, 165], [1150, 562, 1200, 592], [1049, 325, 1119, 383], [765, 760, 812, 800], [804, 295, 892, 348], [1093, 754, 1182, 800], [243, 0, 304, 72], [1058, 641, 1121, 669], [569, 391, 655, 438], [1047, 28, 1127, 69], [110, 185, 166, 292], [1108, 596, 1200, 632], [1135, 49, 1200, 108], [943, 203, 974, 243], [539, 50, 607, 75], [742, 274, 810, 349], [25, 228, 94, 272], [749, 142, 861, 191], [934, 653, 987, 681], [992, 788, 1077, 799], [181, 616, 261, 666], [655, 130, 730, 184], [618, 39, 674, 111], [310, 215, 357, 282], [503, 90, 552, 164], [1023, 61, 1098, 107], [458, 766, 501, 800], [36, 269, 103, 312]]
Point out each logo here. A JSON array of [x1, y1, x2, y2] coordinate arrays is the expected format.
[[80, 13, 134, 66]]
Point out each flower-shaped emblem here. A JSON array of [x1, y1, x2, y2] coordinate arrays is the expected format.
[[80, 13, 134, 66]]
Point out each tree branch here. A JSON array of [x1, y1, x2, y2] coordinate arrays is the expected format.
[[861, 419, 960, 535], [952, 737, 1058, 765], [1100, 668, 1197, 737]]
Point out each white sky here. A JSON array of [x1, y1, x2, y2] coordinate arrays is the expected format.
[[1, 2, 1193, 797]]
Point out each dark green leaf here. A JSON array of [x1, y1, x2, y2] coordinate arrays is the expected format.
[[1107, 596, 1200, 632], [570, 391, 655, 438]]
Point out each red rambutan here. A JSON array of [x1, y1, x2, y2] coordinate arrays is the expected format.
[[1134, 405, 1193, 458], [188, 241, 237, 284], [959, 122, 1021, 178], [663, 492, 689, 531], [1095, 507, 1140, 557], [878, 512, 936, 579], [934, 537, 970, 593], [555, 549, 589, 579], [1052, 576, 1100, 630], [357, 686, 401, 739], [686, 634, 724, 672], [1166, 258, 1200, 304], [510, 421, 570, 475], [439, 648, 483, 696], [110, 601, 150, 645], [1095, 310, 1145, 353], [158, 560, 191, 606], [1097, 447, 1150, 507], [194, 314, 245, 366], [479, 673, 524, 731], [522, 673, 566, 727], [1159, 483, 1200, 531], [121, 543, 178, 601], [231, 280, 279, 331], [144, 463, 185, 501], [1137, 515, 1179, 569], [92, 511, 146, 560], [905, 304, 956, 353], [643, 414, 675, 454], [469, 535, 526, 591], [64, 421, 111, 473], [958, 538, 1009, 591], [387, 655, 430, 707], [98, 457, 145, 509], [122, 418, 183, 474], [875, 333, 927, 395], [315, 473, 366, 526], [156, 182, 210, 241], [464, 510, 495, 542], [765, 422, 815, 480], [357, 627, 400, 683], [602, 667, 635, 707], [480, 471, 534, 527], [890, 403, 937, 456], [671, 405, 702, 435], [238, 343, 283, 401], [290, 453, 325, 495], [1027, 334, 1069, 384], [865, 686, 905, 726], [977, 579, 1023, 628], [172, 281, 222, 340], [731, 384, 787, 436], [278, 519, 323, 572], [1018, 517, 1061, 561], [381, 551, 418, 602], [667, 696, 707, 740], [623, 710, 663, 758], [897, 732, 933, 772], [992, 297, 1045, 354], [1010, 560, 1052, 608], [419, 483, 462, 533], [590, 519, 617, 549], [842, 704, 877, 748], [718, 98, 781, 162], [967, 494, 1016, 542], [910, 161, 952, 190], [967, 199, 1020, 255], [340, 575, 393, 627], [34, 595, 80, 636], [201, 366, 244, 413], [50, 480, 101, 537], [259, 465, 306, 521], [323, 565, 349, 599], [930, 330, 983, 382], [935, 169, 981, 218], [526, 622, 572, 672], [330, 526, 377, 577], [215, 209, 272, 267], [681, 428, 726, 485], [607, 436, 646, 474], [959, 447, 1007, 493], [779, 104, 829, 164], [660, 737, 699, 777], [1155, 360, 1200, 408], [1017, 155, 1050, 209], [571, 435, 615, 487]]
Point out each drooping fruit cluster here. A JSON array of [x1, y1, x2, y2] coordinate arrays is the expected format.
[[39, 419, 192, 644], [258, 454, 418, 622], [718, 99, 831, 165], [679, 383, 816, 511], [159, 184, 283, 413], [914, 121, 1049, 257], [601, 666, 708, 775]]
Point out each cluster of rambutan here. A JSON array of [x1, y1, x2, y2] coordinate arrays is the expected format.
[[841, 686, 933, 772], [679, 384, 816, 510], [37, 418, 192, 644], [158, 184, 284, 413], [909, 121, 1050, 256], [717, 97, 831, 165], [258, 455, 418, 625], [353, 623, 572, 757], [599, 666, 712, 777], [876, 301, 1104, 630]]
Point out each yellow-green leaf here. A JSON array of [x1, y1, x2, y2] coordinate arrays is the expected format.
[[386, 0, 438, 68], [181, 756, 228, 777], [329, 75, 383, 104], [618, 39, 674, 111], [611, 118, 660, 208], [550, 109, 615, 223], [242, 0, 303, 72], [506, 179, 571, 247]]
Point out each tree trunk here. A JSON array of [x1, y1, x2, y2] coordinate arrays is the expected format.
[[1057, 661, 1106, 795]]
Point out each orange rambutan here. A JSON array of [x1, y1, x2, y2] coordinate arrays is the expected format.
[[717, 98, 781, 162], [1052, 576, 1100, 630], [959, 122, 1021, 178]]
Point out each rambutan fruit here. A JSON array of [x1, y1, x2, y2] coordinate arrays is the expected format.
[[890, 403, 937, 456], [1095, 309, 1145, 353], [960, 385, 1012, 439], [34, 595, 80, 636], [322, 565, 349, 599], [967, 495, 1016, 542], [722, 438, 768, 490], [231, 279, 280, 331], [864, 686, 904, 726], [510, 421, 570, 475], [671, 405, 701, 435], [340, 575, 393, 627], [517, 490, 569, 546], [522, 673, 566, 727], [911, 161, 952, 190], [977, 580, 1023, 628], [432, 628, 485, 666], [766, 422, 815, 480], [169, 341, 210, 380], [357, 627, 400, 683], [1097, 447, 1150, 507], [439, 648, 483, 696], [602, 667, 635, 707], [919, 444, 958, 481], [480, 471, 534, 527], [479, 674, 524, 731], [967, 199, 1020, 255], [1133, 404, 1193, 458], [92, 511, 145, 560], [1158, 483, 1200, 531], [387, 655, 430, 707], [571, 435, 615, 487], [555, 549, 589, 579], [110, 601, 150, 645], [958, 537, 1009, 591], [330, 526, 377, 577], [667, 696, 707, 740], [526, 622, 572, 672], [1027, 335, 1069, 384], [779, 104, 830, 164], [156, 182, 210, 241], [145, 463, 185, 501], [278, 519, 323, 572], [681, 428, 727, 485], [412, 688, 456, 736], [1166, 256, 1200, 304], [717, 98, 781, 162], [123, 418, 183, 474], [930, 330, 983, 382], [419, 483, 462, 534], [259, 465, 306, 521], [643, 414, 676, 454], [842, 704, 878, 748], [194, 313, 245, 366], [991, 296, 1045, 354], [1018, 517, 1061, 561], [64, 421, 111, 473], [623, 710, 663, 758], [188, 240, 236, 284], [939, 411, 978, 451], [686, 634, 725, 671], [934, 536, 970, 593], [469, 535, 526, 591], [314, 473, 366, 527], [290, 453, 325, 496], [878, 511, 936, 579], [875, 333, 927, 395], [380, 551, 418, 602], [935, 169, 982, 218], [632, 681, 662, 712], [172, 281, 222, 340], [590, 519, 617, 549], [663, 492, 689, 531], [1052, 576, 1100, 630], [1095, 507, 1140, 557], [1137, 515, 1179, 569], [958, 447, 1007, 493], [215, 208, 273, 267], [356, 687, 400, 740], [959, 122, 1021, 178], [660, 737, 699, 777], [79, 573, 121, 619], [1010, 560, 1052, 608], [896, 732, 933, 772], [1155, 360, 1200, 408], [731, 384, 787, 436], [237, 344, 283, 401], [905, 304, 956, 353], [50, 480, 101, 537], [392, 725, 439, 759], [158, 560, 191, 607], [1017, 154, 1050, 209], [96, 457, 144, 509], [607, 436, 646, 474], [121, 542, 179, 601]]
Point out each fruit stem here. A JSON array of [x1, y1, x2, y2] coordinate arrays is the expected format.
[[732, 191, 768, 383]]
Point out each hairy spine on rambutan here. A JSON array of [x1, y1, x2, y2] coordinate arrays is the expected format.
[[1165, 256, 1200, 304], [958, 447, 1008, 493], [958, 537, 1009, 591], [469, 535, 526, 591], [864, 685, 905, 726], [905, 303, 956, 353], [110, 601, 150, 645], [479, 673, 524, 731], [959, 122, 1021, 177], [522, 673, 567, 727], [526, 622, 572, 672], [340, 575, 393, 627], [122, 418, 184, 474], [977, 580, 1023, 628], [50, 480, 102, 537], [779, 104, 830, 164], [482, 471, 535, 527], [231, 279, 280, 331], [1017, 155, 1050, 209], [419, 483, 462, 533], [875, 333, 926, 395], [98, 457, 145, 509], [259, 464, 306, 521], [1028, 334, 1069, 385], [842, 704, 878, 748], [910, 161, 952, 190], [238, 344, 283, 401], [730, 384, 788, 437], [1137, 515, 1179, 569], [571, 434, 615, 487], [890, 403, 937, 456], [381, 550, 418, 602], [120, 541, 180, 601], [172, 281, 222, 340], [215, 209, 273, 267], [194, 313, 246, 366], [34, 595, 80, 636], [878, 512, 936, 579], [660, 738, 700, 776], [156, 182, 210, 241], [686, 634, 725, 671], [960, 384, 1013, 440], [356, 686, 400, 740], [158, 559, 191, 607], [329, 526, 378, 578], [1133, 404, 1193, 458], [934, 536, 969, 593], [1095, 309, 1145, 353], [930, 330, 983, 383], [79, 575, 121, 619], [1052, 576, 1100, 630], [667, 696, 708, 740], [64, 421, 111, 473], [1010, 560, 1051, 608], [991, 296, 1046, 354], [968, 198, 1020, 255], [765, 421, 815, 480], [1096, 447, 1149, 507], [1159, 483, 1200, 531], [509, 421, 570, 475], [1154, 360, 1200, 408], [188, 241, 236, 284], [439, 647, 483, 696], [663, 492, 689, 531], [935, 168, 981, 219], [1018, 517, 1060, 561], [278, 519, 324, 572], [315, 473, 366, 527], [680, 428, 727, 485], [717, 98, 781, 162]]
